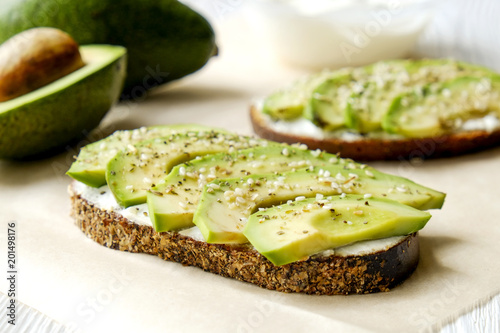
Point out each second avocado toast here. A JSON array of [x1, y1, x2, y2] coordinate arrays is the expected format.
[[251, 59, 500, 160], [67, 125, 445, 295]]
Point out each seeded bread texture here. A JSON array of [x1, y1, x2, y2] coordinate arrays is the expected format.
[[250, 105, 500, 161], [69, 183, 420, 295]]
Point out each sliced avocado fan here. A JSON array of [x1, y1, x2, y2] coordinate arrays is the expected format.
[[345, 59, 496, 133], [193, 165, 445, 244], [147, 144, 357, 232]]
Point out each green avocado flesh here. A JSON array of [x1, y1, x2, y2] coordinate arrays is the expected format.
[[106, 132, 271, 207], [244, 195, 430, 266], [262, 59, 499, 138], [67, 125, 446, 265], [147, 145, 356, 232], [193, 165, 444, 244], [66, 125, 223, 187], [0, 45, 126, 159], [263, 69, 346, 120], [383, 76, 500, 137], [0, 0, 216, 95]]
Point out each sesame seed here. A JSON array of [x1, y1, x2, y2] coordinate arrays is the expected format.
[[295, 196, 306, 202], [364, 193, 372, 199], [336, 173, 346, 181], [208, 183, 220, 189], [396, 186, 408, 193], [316, 193, 324, 200], [365, 170, 374, 177], [311, 149, 322, 157]]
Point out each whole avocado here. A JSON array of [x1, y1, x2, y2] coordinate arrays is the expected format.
[[0, 0, 216, 98]]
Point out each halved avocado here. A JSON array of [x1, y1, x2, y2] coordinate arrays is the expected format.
[[0, 45, 126, 159]]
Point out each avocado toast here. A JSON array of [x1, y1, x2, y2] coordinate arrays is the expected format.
[[68, 125, 445, 294], [251, 59, 500, 160]]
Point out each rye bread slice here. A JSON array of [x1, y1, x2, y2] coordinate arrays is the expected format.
[[250, 105, 500, 161], [69, 182, 420, 295]]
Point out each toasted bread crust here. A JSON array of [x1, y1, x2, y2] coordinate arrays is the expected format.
[[250, 106, 500, 161], [70, 186, 420, 295]]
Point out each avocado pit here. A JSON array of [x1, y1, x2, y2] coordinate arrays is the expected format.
[[0, 27, 85, 102]]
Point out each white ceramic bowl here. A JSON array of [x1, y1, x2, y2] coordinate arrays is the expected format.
[[245, 0, 435, 69]]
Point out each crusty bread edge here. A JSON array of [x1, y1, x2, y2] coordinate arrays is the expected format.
[[69, 184, 420, 295], [250, 105, 500, 161]]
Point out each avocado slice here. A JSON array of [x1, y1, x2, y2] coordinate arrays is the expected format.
[[263, 69, 348, 120], [305, 73, 354, 130], [345, 59, 496, 133], [0, 45, 126, 159], [67, 125, 223, 187], [383, 76, 500, 138], [106, 132, 272, 207], [147, 145, 358, 232], [244, 195, 431, 266], [0, 0, 216, 96], [193, 166, 445, 244]]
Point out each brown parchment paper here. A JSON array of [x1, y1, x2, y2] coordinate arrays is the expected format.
[[1, 13, 500, 333]]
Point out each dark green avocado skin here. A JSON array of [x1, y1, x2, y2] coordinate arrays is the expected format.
[[0, 0, 216, 97]]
